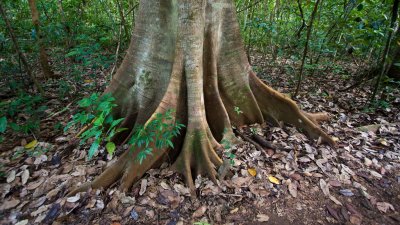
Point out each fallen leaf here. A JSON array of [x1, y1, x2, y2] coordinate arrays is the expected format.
[[349, 215, 362, 225], [130, 209, 139, 220], [230, 208, 239, 213], [174, 184, 190, 196], [320, 179, 330, 196], [340, 206, 350, 221], [6, 170, 16, 183], [345, 203, 361, 216], [46, 188, 60, 200], [15, 220, 28, 225], [369, 170, 382, 179], [376, 202, 394, 213], [328, 179, 341, 187], [160, 181, 170, 190], [0, 199, 20, 210], [288, 181, 298, 198], [31, 205, 49, 217], [25, 140, 38, 149], [231, 176, 251, 187], [256, 214, 269, 222], [329, 195, 342, 206], [96, 199, 104, 209], [66, 193, 80, 203], [21, 169, 29, 185], [268, 176, 280, 185], [289, 173, 302, 181], [339, 189, 354, 197], [26, 178, 44, 190], [139, 179, 147, 196], [326, 205, 341, 221], [247, 168, 257, 177], [193, 205, 207, 218]]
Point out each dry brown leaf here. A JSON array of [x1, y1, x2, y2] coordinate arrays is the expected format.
[[288, 181, 298, 198], [26, 178, 44, 190], [21, 169, 29, 185], [173, 184, 190, 196], [15, 220, 29, 225], [139, 178, 147, 196], [350, 215, 362, 225], [192, 205, 207, 218], [320, 179, 330, 196], [256, 214, 270, 222], [0, 199, 20, 210], [376, 202, 394, 213], [66, 193, 80, 203], [329, 195, 342, 206], [6, 170, 16, 183]]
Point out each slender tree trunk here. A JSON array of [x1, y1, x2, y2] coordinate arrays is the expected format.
[[294, 0, 321, 97], [296, 0, 306, 39], [57, 0, 72, 48], [370, 0, 399, 103], [68, 0, 335, 197], [115, 0, 130, 42], [28, 0, 55, 79], [0, 2, 44, 95]]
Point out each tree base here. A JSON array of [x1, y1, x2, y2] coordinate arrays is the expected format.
[[68, 0, 335, 197]]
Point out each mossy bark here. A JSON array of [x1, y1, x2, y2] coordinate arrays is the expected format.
[[69, 0, 335, 196]]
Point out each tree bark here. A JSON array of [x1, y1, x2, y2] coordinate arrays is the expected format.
[[370, 0, 399, 103], [69, 0, 335, 196], [28, 0, 55, 79], [293, 0, 321, 97]]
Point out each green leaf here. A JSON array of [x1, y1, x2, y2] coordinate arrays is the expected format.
[[78, 98, 91, 107], [88, 139, 100, 160], [105, 142, 116, 155], [93, 113, 105, 126], [0, 116, 7, 133], [110, 118, 125, 129]]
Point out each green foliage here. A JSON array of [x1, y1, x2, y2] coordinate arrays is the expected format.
[[0, 93, 46, 138], [127, 109, 185, 164], [65, 93, 126, 159], [234, 106, 243, 115]]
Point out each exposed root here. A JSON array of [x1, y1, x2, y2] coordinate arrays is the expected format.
[[249, 72, 336, 147], [172, 129, 222, 195], [68, 0, 336, 197]]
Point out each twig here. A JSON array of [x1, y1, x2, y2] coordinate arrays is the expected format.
[[234, 129, 265, 152], [43, 102, 72, 121]]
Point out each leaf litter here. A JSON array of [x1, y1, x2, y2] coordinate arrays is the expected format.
[[0, 56, 399, 224]]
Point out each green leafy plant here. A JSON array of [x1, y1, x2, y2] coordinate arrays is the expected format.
[[65, 93, 126, 159], [0, 116, 6, 143], [234, 106, 243, 115], [127, 109, 185, 164], [0, 93, 46, 137]]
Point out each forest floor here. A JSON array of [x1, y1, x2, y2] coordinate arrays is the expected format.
[[0, 54, 399, 225]]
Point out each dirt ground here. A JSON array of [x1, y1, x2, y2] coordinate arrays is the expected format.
[[0, 55, 399, 225]]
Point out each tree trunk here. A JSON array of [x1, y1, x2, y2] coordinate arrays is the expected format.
[[28, 0, 55, 79], [370, 0, 399, 102], [294, 0, 321, 97], [0, 2, 44, 95], [69, 0, 335, 196]]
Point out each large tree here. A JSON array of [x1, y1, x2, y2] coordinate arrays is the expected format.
[[69, 0, 335, 196]]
